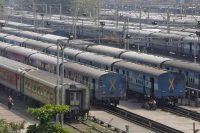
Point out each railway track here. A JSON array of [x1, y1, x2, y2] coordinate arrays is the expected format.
[[161, 106, 200, 122], [65, 121, 103, 133], [65, 119, 120, 133], [103, 105, 183, 133]]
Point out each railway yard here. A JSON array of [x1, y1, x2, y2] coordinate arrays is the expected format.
[[1, 0, 200, 133]]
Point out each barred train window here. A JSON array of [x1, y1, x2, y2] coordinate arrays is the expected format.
[[70, 93, 74, 101]]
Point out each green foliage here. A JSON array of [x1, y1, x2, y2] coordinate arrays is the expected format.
[[0, 119, 25, 133], [27, 104, 71, 133], [27, 104, 70, 125], [27, 123, 71, 133]]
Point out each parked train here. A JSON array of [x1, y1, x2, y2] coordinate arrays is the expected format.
[[99, 8, 199, 28], [0, 29, 199, 95], [0, 56, 89, 120], [3, 14, 200, 61], [0, 42, 125, 106], [0, 38, 185, 104], [68, 44, 200, 92]]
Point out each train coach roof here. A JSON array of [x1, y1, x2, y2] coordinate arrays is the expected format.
[[164, 60, 200, 73], [2, 27, 21, 35], [0, 42, 12, 49], [151, 32, 183, 39], [25, 69, 85, 89], [63, 62, 111, 79], [25, 39, 54, 49], [29, 53, 60, 65], [0, 33, 10, 38], [6, 46, 39, 56], [114, 61, 167, 77], [70, 39, 95, 46], [120, 51, 170, 66], [128, 29, 155, 36], [87, 45, 127, 57], [77, 52, 122, 66], [63, 48, 83, 56], [182, 36, 198, 42], [18, 30, 43, 37], [4, 35, 27, 42], [40, 34, 67, 43], [0, 56, 35, 71]]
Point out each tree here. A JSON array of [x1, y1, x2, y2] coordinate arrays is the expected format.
[[27, 104, 71, 133], [73, 0, 98, 17]]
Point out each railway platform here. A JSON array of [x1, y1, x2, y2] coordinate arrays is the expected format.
[[0, 91, 35, 133], [0, 102, 34, 133], [179, 105, 200, 113], [118, 100, 200, 133]]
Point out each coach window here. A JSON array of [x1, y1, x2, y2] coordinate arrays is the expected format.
[[122, 70, 125, 75], [127, 71, 129, 77], [69, 71, 71, 77], [115, 69, 119, 73], [70, 93, 74, 101]]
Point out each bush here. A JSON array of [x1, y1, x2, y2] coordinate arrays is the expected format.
[[27, 123, 72, 133], [27, 104, 71, 133], [0, 119, 24, 133]]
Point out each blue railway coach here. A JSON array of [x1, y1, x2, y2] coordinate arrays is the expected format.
[[113, 61, 185, 102]]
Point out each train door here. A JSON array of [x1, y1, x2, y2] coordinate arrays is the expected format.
[[143, 75, 145, 94], [199, 74, 200, 89], [186, 72, 189, 86], [66, 90, 82, 119], [150, 78, 154, 97], [189, 42, 192, 55], [70, 92, 81, 108], [198, 43, 200, 58], [92, 79, 96, 100]]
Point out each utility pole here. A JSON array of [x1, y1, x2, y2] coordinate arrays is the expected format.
[[167, 7, 170, 34], [127, 16, 129, 50], [97, 0, 100, 44], [139, 6, 142, 30], [49, 5, 52, 20], [195, 31, 200, 63], [72, 0, 78, 39], [147, 7, 150, 23], [59, 3, 62, 19], [33, 0, 37, 31], [115, 0, 119, 27]]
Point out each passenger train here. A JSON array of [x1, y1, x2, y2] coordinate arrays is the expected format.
[[3, 14, 200, 61], [0, 38, 185, 104], [0, 56, 89, 120], [0, 42, 125, 106], [0, 28, 199, 97]]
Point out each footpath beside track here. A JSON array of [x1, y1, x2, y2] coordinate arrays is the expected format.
[[161, 106, 200, 122], [103, 105, 183, 133]]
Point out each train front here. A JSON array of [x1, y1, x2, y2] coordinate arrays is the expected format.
[[64, 84, 89, 120], [98, 73, 126, 106], [156, 72, 186, 104]]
